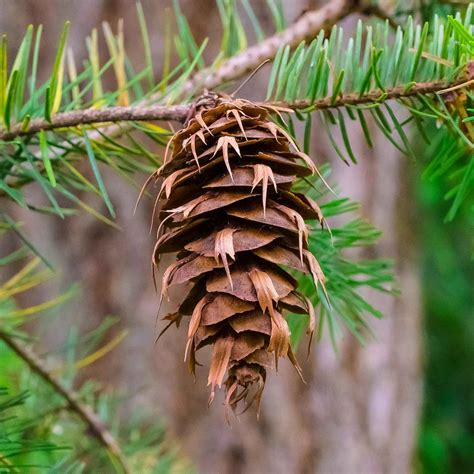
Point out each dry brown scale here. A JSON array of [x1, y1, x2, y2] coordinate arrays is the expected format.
[[148, 92, 327, 417]]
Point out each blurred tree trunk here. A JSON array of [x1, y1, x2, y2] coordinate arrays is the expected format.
[[2, 2, 422, 473], [301, 130, 423, 474]]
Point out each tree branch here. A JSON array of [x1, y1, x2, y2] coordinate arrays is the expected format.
[[0, 0, 355, 143], [268, 75, 474, 112], [1, 76, 471, 143], [0, 105, 189, 142], [0, 0, 357, 147], [0, 332, 131, 474]]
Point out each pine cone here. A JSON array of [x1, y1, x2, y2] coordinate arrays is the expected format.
[[150, 93, 326, 415]]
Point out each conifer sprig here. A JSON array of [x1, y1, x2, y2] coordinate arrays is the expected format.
[[0, 218, 186, 471], [0, 3, 472, 217]]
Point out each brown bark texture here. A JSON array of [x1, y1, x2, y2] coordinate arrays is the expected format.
[[1, 1, 422, 473]]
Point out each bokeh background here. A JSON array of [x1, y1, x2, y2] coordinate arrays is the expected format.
[[1, 1, 472, 473]]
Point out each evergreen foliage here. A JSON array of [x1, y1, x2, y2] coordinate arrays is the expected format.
[[0, 221, 187, 472]]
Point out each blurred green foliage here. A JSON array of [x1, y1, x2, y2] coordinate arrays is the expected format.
[[0, 323, 190, 473], [0, 222, 190, 473], [417, 156, 474, 472]]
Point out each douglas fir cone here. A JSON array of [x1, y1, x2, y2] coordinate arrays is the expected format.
[[149, 93, 326, 416]]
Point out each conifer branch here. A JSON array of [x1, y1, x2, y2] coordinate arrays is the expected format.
[[0, 75, 471, 143], [269, 74, 474, 111], [0, 105, 189, 141], [0, 1, 357, 144], [0, 0, 400, 144], [0, 332, 131, 474]]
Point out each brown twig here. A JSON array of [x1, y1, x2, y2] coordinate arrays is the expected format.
[[0, 105, 189, 142], [0, 332, 131, 474], [267, 76, 473, 111], [1, 76, 470, 143]]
